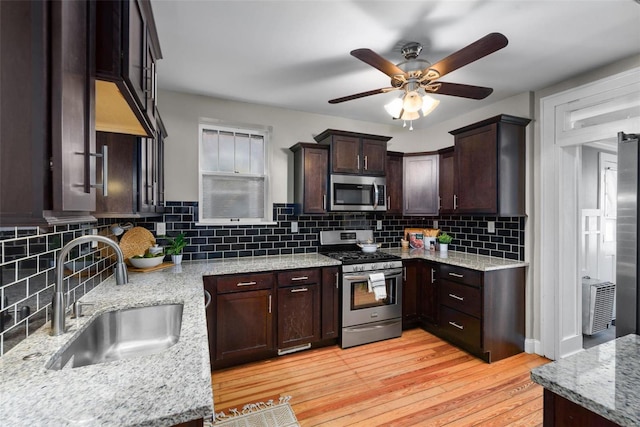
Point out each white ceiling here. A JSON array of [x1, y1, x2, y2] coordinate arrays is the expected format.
[[151, 0, 640, 130]]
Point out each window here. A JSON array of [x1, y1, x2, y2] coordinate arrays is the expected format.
[[198, 123, 271, 224]]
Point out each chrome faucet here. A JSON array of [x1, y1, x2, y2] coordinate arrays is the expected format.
[[51, 235, 128, 336]]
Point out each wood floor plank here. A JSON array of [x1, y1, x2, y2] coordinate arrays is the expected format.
[[211, 329, 550, 426]]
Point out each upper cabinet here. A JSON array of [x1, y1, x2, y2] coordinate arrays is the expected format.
[[290, 143, 329, 214], [386, 151, 404, 214], [403, 153, 439, 216], [315, 129, 390, 176], [0, 0, 98, 226], [449, 115, 531, 216], [438, 147, 455, 214], [95, 0, 162, 137]]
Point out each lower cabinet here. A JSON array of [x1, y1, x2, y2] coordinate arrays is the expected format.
[[277, 269, 321, 351], [438, 264, 525, 363], [204, 266, 340, 370], [204, 272, 275, 370], [402, 260, 438, 329]]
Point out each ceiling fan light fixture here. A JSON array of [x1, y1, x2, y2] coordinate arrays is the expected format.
[[384, 97, 404, 119], [421, 94, 440, 116], [403, 90, 423, 113]]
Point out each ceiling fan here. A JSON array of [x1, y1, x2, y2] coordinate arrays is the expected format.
[[329, 33, 508, 122]]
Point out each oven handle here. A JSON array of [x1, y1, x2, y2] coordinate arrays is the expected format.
[[343, 268, 403, 282]]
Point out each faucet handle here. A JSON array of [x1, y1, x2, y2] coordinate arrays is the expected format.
[[72, 301, 94, 319]]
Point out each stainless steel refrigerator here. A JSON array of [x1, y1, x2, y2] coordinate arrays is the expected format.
[[616, 131, 640, 336]]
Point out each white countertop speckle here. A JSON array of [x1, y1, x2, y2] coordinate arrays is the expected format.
[[0, 253, 340, 426], [531, 334, 640, 426]]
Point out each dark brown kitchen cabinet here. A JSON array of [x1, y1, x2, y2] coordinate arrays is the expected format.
[[205, 273, 276, 370], [438, 147, 455, 214], [95, 0, 162, 137], [314, 129, 391, 176], [438, 264, 525, 363], [403, 153, 439, 216], [449, 115, 531, 215], [277, 269, 321, 350], [0, 0, 98, 226], [402, 260, 438, 329], [321, 267, 340, 340], [419, 262, 439, 325], [542, 389, 620, 427], [290, 143, 329, 214], [402, 260, 421, 329], [386, 151, 404, 214]]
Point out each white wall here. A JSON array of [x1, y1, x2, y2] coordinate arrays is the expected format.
[[159, 89, 533, 202]]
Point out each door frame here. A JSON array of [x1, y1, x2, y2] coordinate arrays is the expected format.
[[539, 67, 640, 360]]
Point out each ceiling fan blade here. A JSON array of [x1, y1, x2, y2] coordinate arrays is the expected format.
[[426, 33, 508, 80], [328, 87, 398, 104], [426, 82, 494, 99], [351, 49, 406, 79]]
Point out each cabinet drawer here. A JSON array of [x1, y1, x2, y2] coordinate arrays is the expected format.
[[216, 273, 274, 294], [439, 305, 481, 350], [439, 264, 482, 287], [277, 269, 320, 287], [439, 280, 482, 318]]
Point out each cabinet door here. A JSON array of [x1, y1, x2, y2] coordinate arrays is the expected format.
[[439, 149, 455, 213], [331, 135, 360, 174], [95, 132, 138, 214], [321, 267, 340, 340], [139, 137, 160, 213], [419, 262, 439, 325], [277, 283, 321, 349], [403, 155, 439, 215], [402, 260, 420, 329], [51, 0, 96, 212], [361, 138, 386, 175], [455, 124, 498, 213], [216, 289, 274, 362], [386, 152, 403, 214], [304, 147, 328, 213], [126, 0, 146, 115]]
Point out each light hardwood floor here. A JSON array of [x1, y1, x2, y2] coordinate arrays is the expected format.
[[212, 329, 550, 426]]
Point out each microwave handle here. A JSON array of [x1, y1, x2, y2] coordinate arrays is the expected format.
[[372, 181, 379, 209]]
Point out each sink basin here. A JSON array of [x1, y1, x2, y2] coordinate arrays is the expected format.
[[46, 303, 183, 370]]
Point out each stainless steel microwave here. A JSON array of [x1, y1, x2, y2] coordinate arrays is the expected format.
[[329, 175, 386, 211]]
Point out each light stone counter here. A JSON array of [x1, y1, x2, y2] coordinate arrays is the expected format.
[[0, 253, 340, 426], [530, 334, 640, 426], [382, 247, 528, 271]]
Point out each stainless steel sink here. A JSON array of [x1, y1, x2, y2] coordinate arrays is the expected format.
[[46, 303, 183, 370]]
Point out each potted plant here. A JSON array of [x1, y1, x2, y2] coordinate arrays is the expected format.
[[164, 233, 187, 264], [437, 232, 453, 254]]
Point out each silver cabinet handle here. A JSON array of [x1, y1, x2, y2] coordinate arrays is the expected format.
[[204, 290, 212, 309], [431, 268, 436, 284], [438, 196, 442, 210], [364, 155, 368, 170], [78, 145, 108, 195], [448, 293, 464, 301], [449, 321, 464, 330], [268, 294, 272, 314], [290, 276, 308, 281], [387, 196, 390, 208], [403, 267, 407, 281], [237, 281, 257, 287], [323, 194, 326, 210], [449, 272, 464, 278], [454, 194, 458, 210], [290, 287, 308, 293], [335, 272, 339, 289], [357, 154, 360, 170]]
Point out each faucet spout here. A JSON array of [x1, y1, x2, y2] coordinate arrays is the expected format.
[[51, 235, 128, 336]]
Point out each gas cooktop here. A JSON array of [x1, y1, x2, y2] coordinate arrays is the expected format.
[[319, 230, 401, 265], [322, 250, 400, 265]]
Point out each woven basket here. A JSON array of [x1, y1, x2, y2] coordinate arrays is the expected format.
[[119, 227, 156, 261]]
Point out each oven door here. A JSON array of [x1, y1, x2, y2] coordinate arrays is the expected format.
[[342, 268, 403, 327]]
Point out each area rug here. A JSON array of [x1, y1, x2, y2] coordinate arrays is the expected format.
[[205, 395, 299, 427]]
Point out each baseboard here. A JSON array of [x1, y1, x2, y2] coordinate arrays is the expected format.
[[525, 338, 542, 355]]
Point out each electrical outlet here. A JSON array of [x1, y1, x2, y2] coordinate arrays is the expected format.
[[433, 220, 439, 229], [376, 220, 382, 230], [156, 222, 166, 236], [291, 221, 298, 233], [487, 221, 495, 233]]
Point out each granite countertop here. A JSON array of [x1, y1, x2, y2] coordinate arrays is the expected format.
[[0, 253, 339, 426], [530, 334, 640, 426], [382, 247, 528, 271]]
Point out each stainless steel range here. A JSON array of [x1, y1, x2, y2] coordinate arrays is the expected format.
[[320, 230, 403, 348]]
